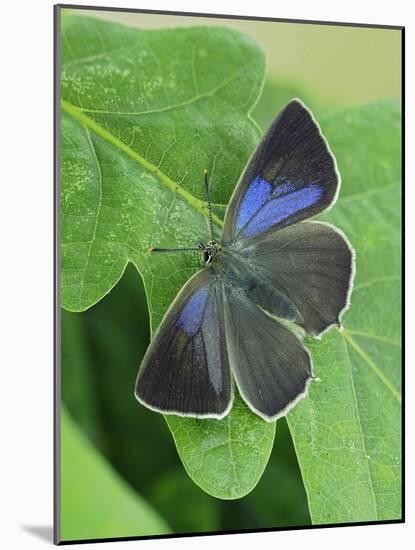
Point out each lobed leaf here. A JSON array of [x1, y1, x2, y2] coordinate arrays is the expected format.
[[60, 13, 272, 500]]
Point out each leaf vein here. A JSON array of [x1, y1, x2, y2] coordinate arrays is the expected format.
[[61, 98, 224, 229], [342, 329, 401, 403]]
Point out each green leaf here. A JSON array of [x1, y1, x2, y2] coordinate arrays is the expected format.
[[287, 101, 402, 524], [60, 407, 169, 541], [60, 14, 272, 500], [167, 395, 275, 499]]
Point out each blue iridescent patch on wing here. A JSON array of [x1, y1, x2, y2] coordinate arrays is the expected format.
[[236, 176, 271, 231], [178, 286, 209, 336], [242, 183, 324, 238]]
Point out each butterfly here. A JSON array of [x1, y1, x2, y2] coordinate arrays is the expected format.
[[135, 99, 355, 422]]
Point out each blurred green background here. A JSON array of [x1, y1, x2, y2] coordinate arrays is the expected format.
[[60, 8, 401, 542]]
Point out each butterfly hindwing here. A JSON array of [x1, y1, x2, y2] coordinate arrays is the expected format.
[[222, 99, 339, 244], [238, 221, 354, 336], [223, 288, 312, 421], [135, 269, 232, 418]]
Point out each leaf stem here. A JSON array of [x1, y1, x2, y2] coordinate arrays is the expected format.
[[61, 99, 224, 229]]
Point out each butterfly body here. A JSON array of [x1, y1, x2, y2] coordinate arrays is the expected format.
[[135, 99, 355, 422]]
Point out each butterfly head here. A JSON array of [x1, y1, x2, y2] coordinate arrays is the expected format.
[[198, 241, 220, 264]]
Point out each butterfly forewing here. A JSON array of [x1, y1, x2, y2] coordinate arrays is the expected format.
[[135, 269, 233, 418], [222, 99, 339, 244]]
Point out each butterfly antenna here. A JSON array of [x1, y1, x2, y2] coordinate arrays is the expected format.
[[204, 169, 214, 242], [148, 246, 201, 253]]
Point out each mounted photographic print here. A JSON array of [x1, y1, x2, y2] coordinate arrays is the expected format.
[[54, 4, 404, 545]]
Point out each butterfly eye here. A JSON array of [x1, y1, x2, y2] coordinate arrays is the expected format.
[[203, 249, 211, 263]]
